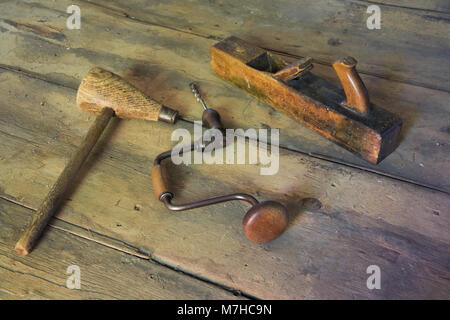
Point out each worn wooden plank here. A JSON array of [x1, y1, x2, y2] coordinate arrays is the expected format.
[[0, 70, 448, 299], [81, 0, 450, 91], [374, 1, 450, 12], [0, 0, 448, 192], [0, 199, 242, 299]]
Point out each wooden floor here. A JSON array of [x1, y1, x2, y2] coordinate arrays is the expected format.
[[0, 0, 449, 299]]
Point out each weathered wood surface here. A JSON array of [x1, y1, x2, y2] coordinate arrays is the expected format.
[[210, 37, 403, 164], [0, 0, 449, 193], [0, 199, 242, 299], [0, 70, 448, 299], [83, 0, 450, 91], [374, 1, 450, 11]]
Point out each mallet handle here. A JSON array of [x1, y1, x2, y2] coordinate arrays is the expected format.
[[15, 107, 114, 256]]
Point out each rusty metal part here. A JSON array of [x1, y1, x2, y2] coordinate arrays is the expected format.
[[151, 83, 288, 243], [153, 143, 288, 243], [190, 82, 223, 130], [210, 36, 403, 164], [15, 67, 179, 256], [190, 82, 208, 110], [160, 192, 259, 211]]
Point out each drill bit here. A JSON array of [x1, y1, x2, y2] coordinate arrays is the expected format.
[[189, 82, 208, 110]]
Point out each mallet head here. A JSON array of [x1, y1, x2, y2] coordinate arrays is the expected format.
[[77, 67, 178, 123]]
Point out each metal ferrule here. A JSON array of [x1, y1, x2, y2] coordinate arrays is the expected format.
[[158, 105, 178, 124]]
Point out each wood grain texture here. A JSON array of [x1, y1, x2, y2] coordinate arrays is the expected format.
[[210, 37, 402, 164], [332, 56, 369, 114], [15, 107, 114, 256], [0, 0, 448, 192], [0, 70, 448, 299], [0, 199, 242, 299], [82, 0, 450, 91], [77, 67, 163, 121], [242, 201, 289, 243], [373, 1, 450, 12]]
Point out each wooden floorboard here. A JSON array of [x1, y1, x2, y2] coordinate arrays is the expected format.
[[371, 0, 450, 12], [82, 0, 450, 91], [0, 198, 243, 300], [0, 0, 449, 192], [0, 70, 448, 299]]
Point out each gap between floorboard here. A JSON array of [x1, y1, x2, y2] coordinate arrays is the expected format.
[[77, 0, 450, 93], [0, 63, 448, 195], [0, 195, 255, 299]]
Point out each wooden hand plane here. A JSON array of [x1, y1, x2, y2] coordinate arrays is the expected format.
[[210, 36, 402, 164]]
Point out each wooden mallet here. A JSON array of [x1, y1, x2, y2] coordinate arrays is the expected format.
[[15, 67, 178, 256]]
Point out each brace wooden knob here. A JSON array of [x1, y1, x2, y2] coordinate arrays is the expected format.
[[77, 67, 178, 123], [242, 201, 288, 243], [332, 57, 370, 114]]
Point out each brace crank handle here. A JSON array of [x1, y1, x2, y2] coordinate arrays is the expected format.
[[151, 82, 288, 243]]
